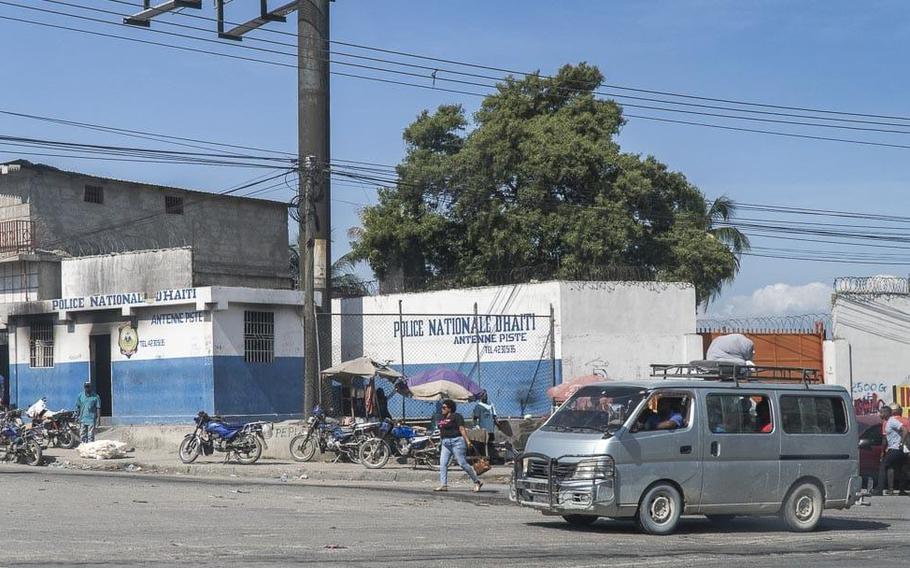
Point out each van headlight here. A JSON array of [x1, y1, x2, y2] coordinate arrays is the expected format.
[[571, 456, 614, 480]]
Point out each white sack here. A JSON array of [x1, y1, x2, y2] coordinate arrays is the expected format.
[[77, 440, 131, 460]]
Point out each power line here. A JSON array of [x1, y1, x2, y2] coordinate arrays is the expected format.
[[8, 3, 910, 151], [107, 0, 910, 125]]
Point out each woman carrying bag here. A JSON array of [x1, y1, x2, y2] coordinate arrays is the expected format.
[[434, 399, 484, 493]]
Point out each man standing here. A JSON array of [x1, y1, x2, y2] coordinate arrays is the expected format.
[[876, 405, 908, 496], [75, 381, 101, 444]]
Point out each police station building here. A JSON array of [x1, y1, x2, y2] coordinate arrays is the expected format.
[[3, 284, 303, 424]]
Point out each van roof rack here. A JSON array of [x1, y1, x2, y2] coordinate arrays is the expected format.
[[650, 361, 821, 389]]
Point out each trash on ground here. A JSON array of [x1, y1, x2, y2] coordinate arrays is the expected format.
[[77, 440, 131, 460]]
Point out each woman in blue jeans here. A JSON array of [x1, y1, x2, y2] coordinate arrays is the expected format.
[[434, 399, 482, 492]]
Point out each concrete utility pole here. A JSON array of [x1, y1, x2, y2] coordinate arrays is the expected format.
[[301, 156, 318, 417], [298, 0, 333, 416], [126, 1, 334, 419]]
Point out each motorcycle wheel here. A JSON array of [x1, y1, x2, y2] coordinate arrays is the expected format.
[[289, 434, 318, 462], [235, 433, 263, 465], [57, 429, 78, 449], [358, 438, 391, 469], [21, 440, 42, 466], [178, 436, 202, 464]]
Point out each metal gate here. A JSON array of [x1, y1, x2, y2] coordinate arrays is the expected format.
[[697, 317, 827, 380]]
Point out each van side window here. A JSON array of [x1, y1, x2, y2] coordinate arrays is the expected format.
[[780, 396, 848, 434], [707, 394, 773, 434], [633, 393, 692, 432]]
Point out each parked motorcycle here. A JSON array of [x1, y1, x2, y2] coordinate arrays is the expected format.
[[178, 411, 269, 465], [0, 410, 43, 466], [358, 420, 442, 469], [289, 406, 381, 463], [26, 399, 79, 449]]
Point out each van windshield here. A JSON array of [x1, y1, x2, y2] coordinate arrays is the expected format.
[[542, 386, 647, 435]]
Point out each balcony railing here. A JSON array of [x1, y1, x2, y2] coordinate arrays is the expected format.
[[0, 220, 34, 255]]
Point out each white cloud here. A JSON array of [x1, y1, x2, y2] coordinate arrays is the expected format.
[[708, 282, 833, 317]]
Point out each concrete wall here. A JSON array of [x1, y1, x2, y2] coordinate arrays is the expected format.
[[833, 292, 910, 416], [6, 286, 306, 424], [0, 164, 291, 290], [61, 248, 194, 297], [211, 302, 304, 421], [559, 281, 699, 381], [332, 281, 562, 417], [331, 280, 698, 417]]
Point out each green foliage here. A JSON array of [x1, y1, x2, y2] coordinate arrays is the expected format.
[[289, 246, 372, 298], [350, 63, 748, 305]]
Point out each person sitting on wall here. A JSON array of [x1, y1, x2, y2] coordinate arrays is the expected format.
[[75, 381, 101, 444]]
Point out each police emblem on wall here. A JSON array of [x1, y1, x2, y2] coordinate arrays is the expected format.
[[118, 322, 139, 358]]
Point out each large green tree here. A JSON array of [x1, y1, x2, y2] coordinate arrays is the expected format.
[[350, 63, 748, 305]]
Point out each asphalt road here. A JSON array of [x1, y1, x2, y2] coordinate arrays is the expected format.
[[0, 466, 907, 567]]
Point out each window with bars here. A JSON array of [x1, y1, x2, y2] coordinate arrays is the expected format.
[[83, 184, 104, 204], [29, 320, 54, 368], [165, 195, 184, 214], [244, 311, 274, 363]]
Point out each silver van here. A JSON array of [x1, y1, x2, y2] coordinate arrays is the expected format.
[[510, 365, 865, 535]]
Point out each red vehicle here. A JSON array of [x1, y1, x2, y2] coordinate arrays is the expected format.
[[857, 414, 910, 488]]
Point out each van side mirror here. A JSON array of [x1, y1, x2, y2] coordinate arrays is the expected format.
[[858, 438, 873, 449]]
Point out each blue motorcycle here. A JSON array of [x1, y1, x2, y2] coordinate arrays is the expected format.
[[0, 410, 43, 466], [178, 411, 268, 465], [357, 419, 441, 469], [289, 406, 380, 463]]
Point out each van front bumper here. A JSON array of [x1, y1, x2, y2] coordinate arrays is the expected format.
[[510, 452, 618, 516]]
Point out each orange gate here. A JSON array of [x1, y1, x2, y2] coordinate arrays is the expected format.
[[698, 321, 826, 381]]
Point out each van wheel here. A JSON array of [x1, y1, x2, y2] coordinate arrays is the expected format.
[[636, 483, 682, 535], [705, 514, 736, 523], [561, 515, 598, 527], [780, 481, 823, 532]]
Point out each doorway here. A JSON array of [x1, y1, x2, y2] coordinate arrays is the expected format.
[[90, 334, 112, 417]]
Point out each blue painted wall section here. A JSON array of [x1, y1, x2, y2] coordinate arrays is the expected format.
[[377, 358, 563, 419], [213, 356, 304, 421], [111, 356, 214, 424], [11, 361, 90, 411]]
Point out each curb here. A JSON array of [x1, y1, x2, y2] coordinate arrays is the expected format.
[[46, 457, 513, 485]]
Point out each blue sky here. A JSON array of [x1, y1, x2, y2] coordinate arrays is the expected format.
[[3, 0, 910, 316]]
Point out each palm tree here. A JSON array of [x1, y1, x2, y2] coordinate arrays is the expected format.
[[702, 195, 751, 305], [289, 245, 372, 298]]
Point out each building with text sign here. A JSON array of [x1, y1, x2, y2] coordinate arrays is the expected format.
[[0, 250, 304, 424]]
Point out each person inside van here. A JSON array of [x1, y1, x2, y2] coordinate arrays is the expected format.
[[756, 398, 773, 433], [637, 407, 658, 431], [655, 398, 685, 430]]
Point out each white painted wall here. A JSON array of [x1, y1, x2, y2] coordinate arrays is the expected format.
[[331, 280, 698, 381], [212, 303, 303, 358], [331, 281, 562, 369], [833, 293, 910, 413], [559, 281, 698, 380]]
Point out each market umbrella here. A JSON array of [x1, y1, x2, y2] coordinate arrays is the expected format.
[[401, 368, 485, 402], [320, 356, 403, 385], [547, 374, 610, 404]]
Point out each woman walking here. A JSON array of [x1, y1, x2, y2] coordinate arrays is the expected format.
[[434, 399, 483, 492]]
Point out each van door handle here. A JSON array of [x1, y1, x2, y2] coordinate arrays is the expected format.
[[680, 445, 692, 454], [710, 441, 720, 457]]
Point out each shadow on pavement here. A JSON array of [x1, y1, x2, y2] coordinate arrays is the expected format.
[[527, 515, 890, 534]]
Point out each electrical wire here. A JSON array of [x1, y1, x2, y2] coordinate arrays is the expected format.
[[7, 2, 910, 151]]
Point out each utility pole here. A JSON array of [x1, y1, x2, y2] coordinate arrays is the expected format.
[[298, 0, 333, 414], [301, 156, 318, 417], [126, 1, 334, 419]]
